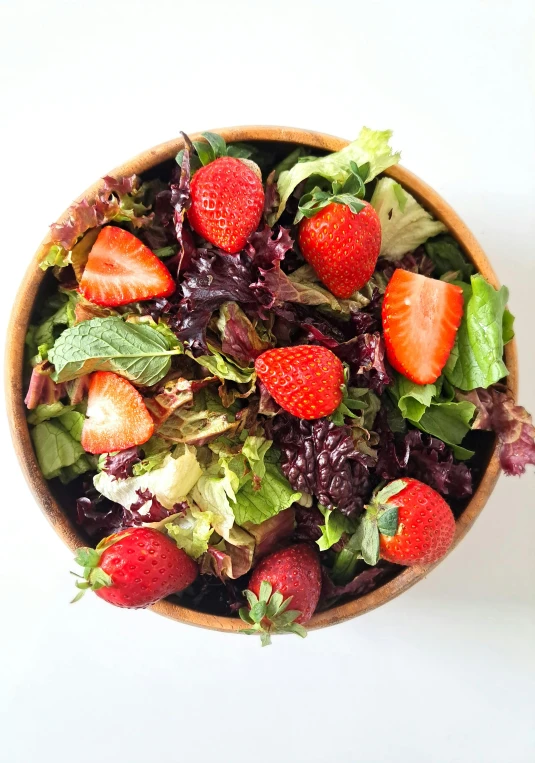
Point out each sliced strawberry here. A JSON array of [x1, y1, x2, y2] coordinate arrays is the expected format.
[[81, 371, 154, 454], [79, 226, 175, 307], [382, 269, 464, 385]]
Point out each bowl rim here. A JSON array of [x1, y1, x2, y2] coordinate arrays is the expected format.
[[5, 125, 518, 632]]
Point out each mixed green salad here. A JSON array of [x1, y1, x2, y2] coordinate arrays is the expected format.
[[24, 128, 534, 626]]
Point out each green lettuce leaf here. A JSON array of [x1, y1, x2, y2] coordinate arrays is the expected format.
[[445, 276, 510, 391], [316, 506, 355, 552], [231, 463, 301, 526], [370, 177, 446, 260], [49, 317, 182, 385], [390, 373, 476, 458], [273, 127, 400, 221], [30, 418, 94, 482], [94, 447, 202, 509], [26, 290, 78, 360], [164, 505, 214, 559], [241, 436, 272, 480], [193, 345, 255, 384], [424, 235, 474, 282]]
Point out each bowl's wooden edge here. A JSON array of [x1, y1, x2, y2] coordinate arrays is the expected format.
[[5, 126, 518, 633]]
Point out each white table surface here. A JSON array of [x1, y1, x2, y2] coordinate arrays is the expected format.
[[1, 1, 534, 761]]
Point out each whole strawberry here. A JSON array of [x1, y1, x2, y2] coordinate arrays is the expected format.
[[298, 200, 381, 299], [254, 345, 344, 420], [240, 544, 322, 646], [188, 156, 264, 253], [71, 527, 198, 608], [356, 478, 456, 567]]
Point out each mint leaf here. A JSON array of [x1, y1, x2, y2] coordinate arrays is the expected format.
[[445, 276, 509, 391], [231, 463, 300, 526], [49, 317, 182, 385]]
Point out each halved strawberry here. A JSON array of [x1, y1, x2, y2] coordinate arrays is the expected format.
[[79, 226, 175, 307], [81, 371, 154, 454], [382, 269, 463, 385]]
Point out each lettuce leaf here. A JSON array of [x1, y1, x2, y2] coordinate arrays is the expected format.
[[316, 506, 355, 552], [164, 505, 214, 559], [273, 127, 400, 221], [93, 447, 202, 510], [424, 235, 474, 282], [390, 374, 476, 459], [370, 177, 446, 260], [193, 346, 255, 384], [216, 302, 271, 366], [445, 276, 510, 391], [26, 289, 78, 360], [30, 407, 95, 483], [231, 463, 301, 526]]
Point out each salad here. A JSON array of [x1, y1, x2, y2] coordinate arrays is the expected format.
[[24, 127, 535, 644]]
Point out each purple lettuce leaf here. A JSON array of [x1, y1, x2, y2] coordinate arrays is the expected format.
[[103, 447, 141, 480], [268, 415, 373, 517], [320, 561, 400, 605], [374, 410, 473, 499], [24, 363, 66, 409], [129, 488, 175, 523], [218, 302, 272, 367], [48, 175, 153, 252], [457, 386, 535, 476]]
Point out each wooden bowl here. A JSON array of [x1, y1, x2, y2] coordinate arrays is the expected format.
[[5, 127, 517, 632]]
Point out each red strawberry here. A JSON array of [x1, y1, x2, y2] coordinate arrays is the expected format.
[[298, 201, 381, 299], [81, 371, 154, 454], [241, 544, 321, 645], [370, 478, 456, 566], [382, 269, 464, 385], [79, 226, 175, 306], [72, 527, 198, 608], [254, 345, 344, 420], [188, 157, 264, 254]]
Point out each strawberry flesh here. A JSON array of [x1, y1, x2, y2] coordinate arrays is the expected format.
[[382, 269, 464, 385], [81, 371, 154, 454], [79, 226, 175, 307]]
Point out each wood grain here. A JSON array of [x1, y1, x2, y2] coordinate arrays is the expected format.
[[5, 126, 518, 632]]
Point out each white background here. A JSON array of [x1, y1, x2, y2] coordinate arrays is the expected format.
[[1, 1, 534, 761]]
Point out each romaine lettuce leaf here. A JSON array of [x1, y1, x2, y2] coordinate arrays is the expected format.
[[390, 374, 476, 459], [94, 447, 202, 510], [370, 177, 446, 260], [231, 463, 301, 526], [30, 409, 96, 483], [445, 276, 510, 391], [273, 127, 400, 221], [424, 235, 474, 282]]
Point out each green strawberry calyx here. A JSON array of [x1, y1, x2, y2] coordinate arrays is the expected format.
[[330, 365, 369, 426], [176, 131, 261, 177], [346, 479, 406, 566], [239, 580, 307, 647], [69, 533, 126, 603], [294, 160, 370, 224]]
